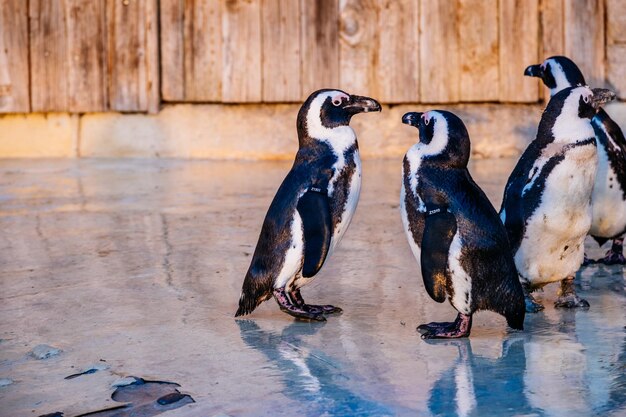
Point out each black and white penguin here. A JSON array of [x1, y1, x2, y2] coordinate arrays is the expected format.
[[400, 110, 525, 339], [235, 89, 381, 321], [525, 56, 626, 265], [500, 86, 615, 312]]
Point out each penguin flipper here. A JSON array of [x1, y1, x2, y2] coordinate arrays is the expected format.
[[421, 206, 457, 303], [297, 187, 332, 278]]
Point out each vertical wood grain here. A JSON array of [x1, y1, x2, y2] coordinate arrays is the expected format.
[[262, 0, 301, 102], [378, 0, 419, 102], [420, 0, 458, 103], [458, 0, 498, 102], [184, 0, 222, 101], [564, 0, 605, 87], [0, 0, 30, 113], [300, 0, 339, 98], [540, 0, 563, 58], [222, 0, 262, 102], [29, 0, 69, 112], [499, 0, 539, 102], [339, 0, 378, 96], [160, 0, 184, 101], [67, 0, 108, 112], [108, 0, 160, 113], [607, 0, 626, 99]]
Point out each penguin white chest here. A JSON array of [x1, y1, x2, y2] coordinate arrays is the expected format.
[[589, 137, 626, 238], [329, 150, 362, 253], [516, 143, 597, 285]]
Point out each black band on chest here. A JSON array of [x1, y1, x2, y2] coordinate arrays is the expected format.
[[424, 203, 449, 217]]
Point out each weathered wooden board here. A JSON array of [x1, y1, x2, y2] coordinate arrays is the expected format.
[[29, 0, 69, 112], [420, 0, 458, 103], [458, 0, 498, 102], [262, 0, 301, 102], [222, 0, 262, 102], [540, 0, 563, 58], [300, 0, 339, 98], [607, 0, 626, 44], [0, 0, 30, 113], [499, 0, 539, 102], [108, 0, 159, 113], [607, 45, 626, 100], [606, 0, 626, 99], [564, 0, 605, 87], [339, 0, 378, 97], [377, 0, 419, 102], [160, 0, 184, 101], [66, 0, 108, 112]]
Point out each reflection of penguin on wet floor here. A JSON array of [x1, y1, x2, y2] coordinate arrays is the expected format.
[[427, 339, 541, 417], [236, 320, 394, 417]]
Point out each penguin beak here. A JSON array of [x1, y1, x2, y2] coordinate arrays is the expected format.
[[343, 95, 382, 114], [402, 112, 422, 128], [524, 64, 542, 78], [590, 88, 616, 110]]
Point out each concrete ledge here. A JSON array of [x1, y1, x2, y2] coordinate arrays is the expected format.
[[1, 102, 626, 159], [0, 113, 78, 158]]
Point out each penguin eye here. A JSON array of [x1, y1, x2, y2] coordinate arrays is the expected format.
[[583, 95, 590, 104], [332, 98, 342, 106], [424, 118, 430, 126]]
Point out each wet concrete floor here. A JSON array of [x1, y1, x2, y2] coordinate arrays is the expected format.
[[0, 158, 624, 417]]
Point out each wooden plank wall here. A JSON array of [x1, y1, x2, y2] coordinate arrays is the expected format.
[[0, 0, 624, 113]]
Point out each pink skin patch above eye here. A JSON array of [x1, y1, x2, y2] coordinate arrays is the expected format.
[[422, 112, 431, 125], [331, 92, 350, 106]]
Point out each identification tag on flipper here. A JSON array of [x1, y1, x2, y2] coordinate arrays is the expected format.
[[297, 187, 332, 278], [421, 204, 457, 303]]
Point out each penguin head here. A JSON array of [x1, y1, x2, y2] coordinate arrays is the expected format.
[[539, 86, 615, 142], [548, 86, 615, 121], [402, 110, 470, 168], [297, 89, 381, 143], [524, 56, 586, 96]]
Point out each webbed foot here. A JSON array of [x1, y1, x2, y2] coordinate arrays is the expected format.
[[597, 239, 626, 265], [554, 276, 589, 309], [417, 313, 472, 339], [288, 289, 342, 315], [274, 288, 325, 321]]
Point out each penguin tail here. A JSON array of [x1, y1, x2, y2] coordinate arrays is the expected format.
[[505, 307, 525, 331], [234, 271, 272, 317], [503, 282, 526, 331], [592, 235, 609, 247], [235, 292, 260, 317]]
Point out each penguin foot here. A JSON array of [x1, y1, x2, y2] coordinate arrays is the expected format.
[[522, 284, 544, 313], [417, 313, 472, 339], [288, 289, 342, 315], [554, 277, 590, 309], [273, 288, 326, 322], [554, 294, 590, 309], [597, 243, 626, 265]]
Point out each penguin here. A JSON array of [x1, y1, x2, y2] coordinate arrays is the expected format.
[[524, 56, 626, 265], [500, 86, 615, 312], [235, 89, 381, 321], [400, 110, 525, 339]]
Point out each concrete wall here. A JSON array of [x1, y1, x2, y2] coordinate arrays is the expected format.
[[1, 102, 625, 160]]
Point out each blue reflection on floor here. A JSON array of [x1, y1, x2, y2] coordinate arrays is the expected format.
[[237, 320, 396, 417]]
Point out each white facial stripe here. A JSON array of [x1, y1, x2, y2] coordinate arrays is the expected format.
[[551, 86, 595, 143], [306, 91, 356, 145], [547, 59, 574, 96], [331, 92, 349, 106], [420, 112, 449, 156]]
